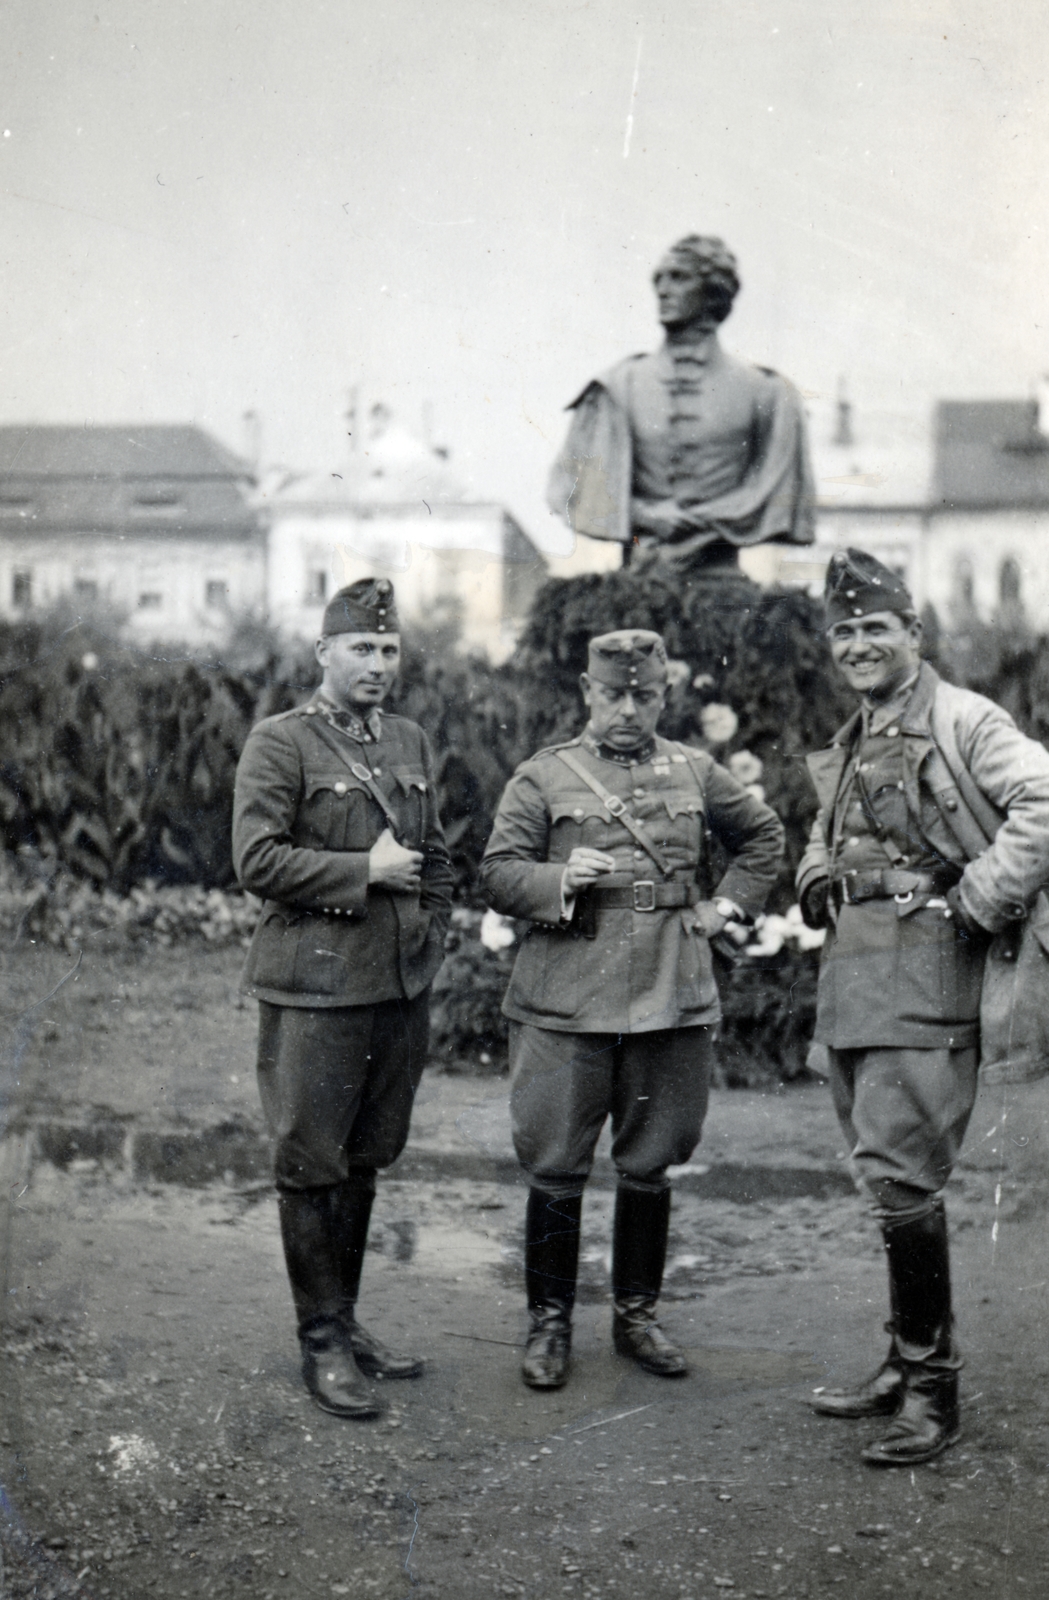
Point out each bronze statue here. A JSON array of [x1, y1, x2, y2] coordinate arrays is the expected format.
[[547, 235, 815, 574]]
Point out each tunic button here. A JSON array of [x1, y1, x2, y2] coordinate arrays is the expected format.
[[633, 788, 646, 797], [945, 798, 958, 812], [372, 767, 381, 775], [634, 850, 645, 860], [573, 808, 584, 819], [334, 781, 347, 796], [847, 837, 860, 847], [887, 727, 899, 737]]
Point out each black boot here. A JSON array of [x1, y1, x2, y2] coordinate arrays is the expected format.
[[522, 1188, 582, 1390], [809, 1265, 904, 1419], [611, 1186, 687, 1378], [862, 1204, 961, 1467], [329, 1177, 423, 1379], [277, 1188, 384, 1420]]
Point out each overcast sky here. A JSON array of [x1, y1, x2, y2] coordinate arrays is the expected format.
[[2, 0, 1047, 551]]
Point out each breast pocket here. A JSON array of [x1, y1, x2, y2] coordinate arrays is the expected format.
[[301, 772, 371, 850], [391, 767, 429, 844], [548, 797, 615, 857]]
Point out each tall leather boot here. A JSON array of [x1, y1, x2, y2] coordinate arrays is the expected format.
[[611, 1186, 688, 1377], [521, 1188, 582, 1390], [862, 1203, 961, 1467], [329, 1177, 424, 1380], [277, 1188, 383, 1420], [809, 1244, 905, 1419]]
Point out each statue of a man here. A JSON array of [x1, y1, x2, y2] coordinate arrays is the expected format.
[[547, 235, 815, 574]]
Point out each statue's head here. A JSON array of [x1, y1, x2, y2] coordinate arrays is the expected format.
[[652, 235, 740, 329]]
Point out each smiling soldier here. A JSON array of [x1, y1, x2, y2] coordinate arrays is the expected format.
[[233, 579, 452, 1419], [798, 549, 1049, 1465], [480, 629, 783, 1389]]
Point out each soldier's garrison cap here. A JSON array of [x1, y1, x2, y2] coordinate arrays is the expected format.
[[322, 578, 399, 636], [586, 629, 668, 689], [824, 549, 915, 627]]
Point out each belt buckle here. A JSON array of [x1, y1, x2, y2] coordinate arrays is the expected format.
[[633, 880, 657, 912], [604, 794, 627, 819]]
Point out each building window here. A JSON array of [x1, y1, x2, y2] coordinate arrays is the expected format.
[[74, 579, 99, 601], [12, 569, 32, 609], [205, 579, 228, 609], [137, 592, 163, 610], [132, 488, 182, 513], [306, 570, 328, 604]]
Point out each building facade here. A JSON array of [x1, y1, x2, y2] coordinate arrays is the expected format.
[[0, 415, 547, 658], [0, 424, 264, 644]]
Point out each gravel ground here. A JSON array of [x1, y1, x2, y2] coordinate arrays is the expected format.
[[2, 1156, 1048, 1600], [3, 939, 1049, 1599]]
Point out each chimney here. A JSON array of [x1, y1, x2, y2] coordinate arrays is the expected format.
[[833, 376, 854, 447], [242, 410, 262, 475], [1037, 375, 1049, 440]]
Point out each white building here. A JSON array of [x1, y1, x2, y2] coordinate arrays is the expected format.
[[0, 414, 547, 658], [258, 409, 547, 659], [0, 424, 264, 643]]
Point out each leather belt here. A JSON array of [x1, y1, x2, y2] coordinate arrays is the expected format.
[[832, 867, 959, 907], [588, 879, 699, 912]]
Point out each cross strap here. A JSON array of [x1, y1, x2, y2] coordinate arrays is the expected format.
[[555, 748, 674, 878], [301, 713, 404, 840]]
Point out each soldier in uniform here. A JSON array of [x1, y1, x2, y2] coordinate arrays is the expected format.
[[233, 579, 453, 1419], [798, 549, 1049, 1465], [480, 630, 784, 1389]]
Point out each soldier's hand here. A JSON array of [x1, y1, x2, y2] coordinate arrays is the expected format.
[[368, 828, 423, 893], [686, 901, 747, 941], [562, 849, 616, 894], [630, 497, 691, 542]]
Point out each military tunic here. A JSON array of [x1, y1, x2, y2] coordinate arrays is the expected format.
[[481, 731, 783, 1192], [233, 696, 453, 1188], [797, 662, 1049, 1207], [481, 732, 782, 1034]]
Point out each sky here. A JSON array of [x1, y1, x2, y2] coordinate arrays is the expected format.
[[1, 0, 1048, 553]]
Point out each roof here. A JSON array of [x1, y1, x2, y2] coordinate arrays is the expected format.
[[810, 396, 930, 510], [0, 424, 251, 479], [0, 424, 259, 539], [933, 400, 1049, 509]]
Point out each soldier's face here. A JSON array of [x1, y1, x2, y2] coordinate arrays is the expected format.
[[653, 253, 710, 327], [828, 610, 922, 695], [315, 631, 401, 709], [581, 675, 667, 750]]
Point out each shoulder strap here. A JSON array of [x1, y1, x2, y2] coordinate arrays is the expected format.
[[928, 683, 1002, 854], [555, 748, 674, 878], [301, 714, 403, 840]]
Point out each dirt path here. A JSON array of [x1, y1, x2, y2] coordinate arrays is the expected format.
[[2, 1152, 1048, 1600], [3, 939, 1049, 1598]]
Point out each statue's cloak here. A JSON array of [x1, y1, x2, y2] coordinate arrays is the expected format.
[[546, 354, 816, 555]]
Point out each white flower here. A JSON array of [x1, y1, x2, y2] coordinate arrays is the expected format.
[[479, 909, 517, 952], [699, 703, 739, 745], [81, 652, 99, 671], [784, 903, 827, 951], [728, 750, 764, 785], [665, 658, 691, 688]]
